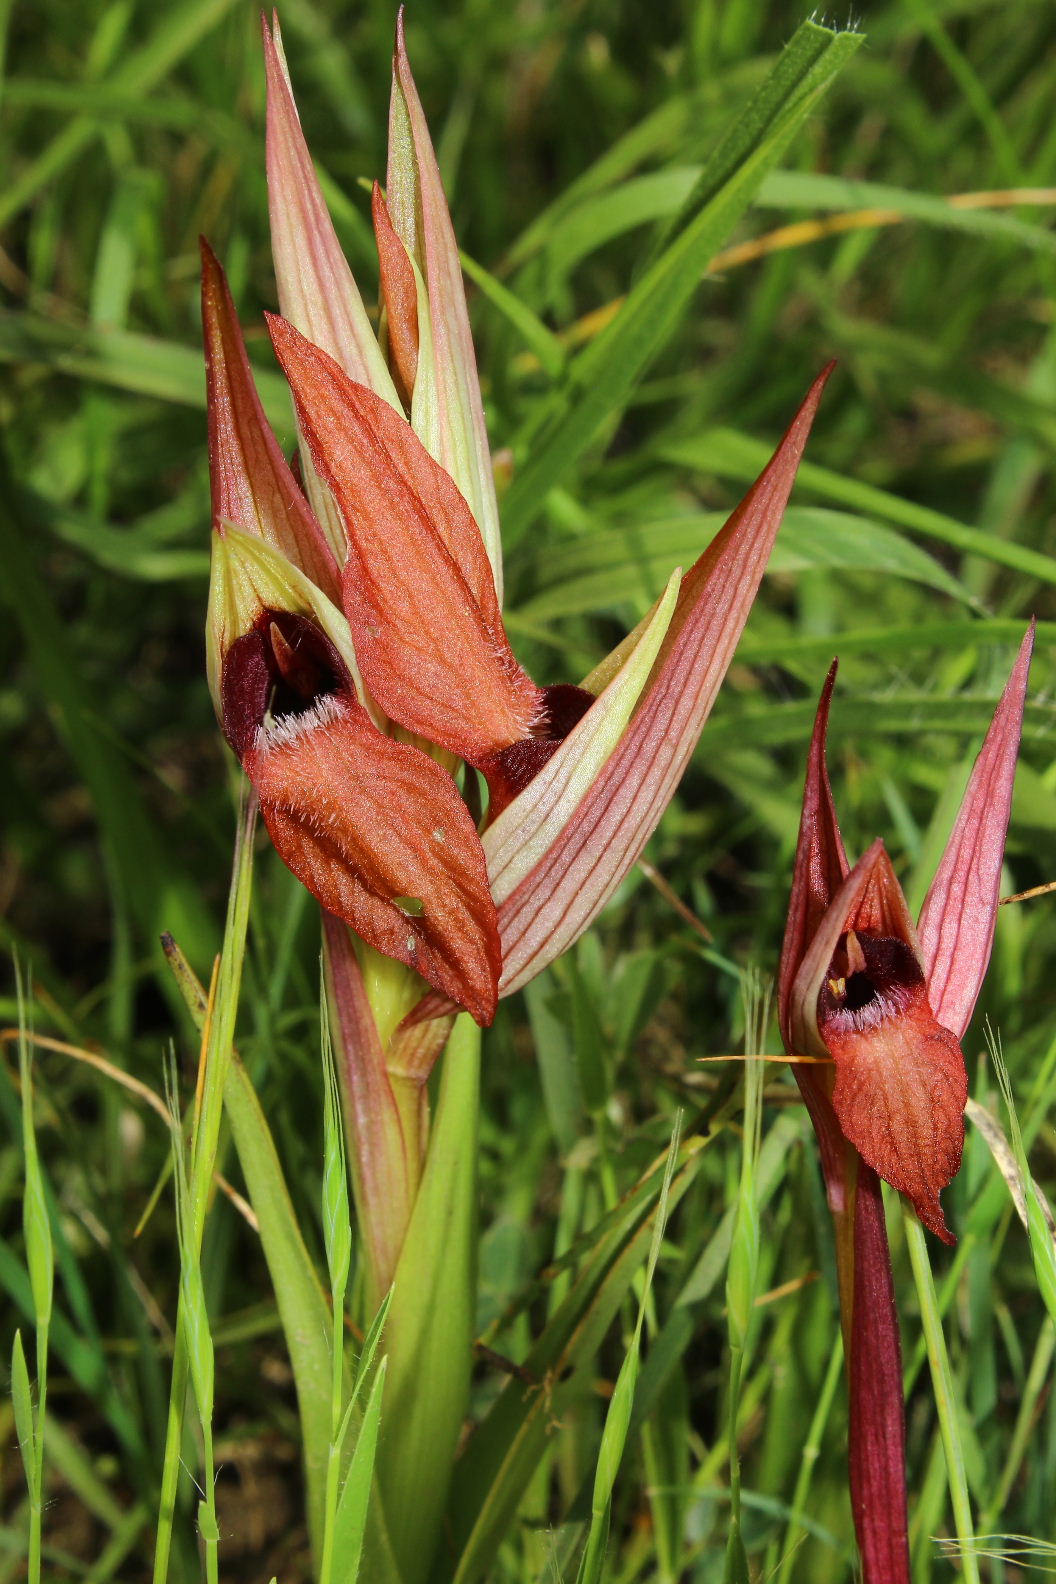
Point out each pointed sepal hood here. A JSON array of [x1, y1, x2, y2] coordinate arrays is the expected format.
[[386, 8, 503, 601], [776, 658, 852, 1206], [262, 13, 399, 406], [205, 523, 356, 721], [201, 240, 339, 603], [777, 658, 848, 1052], [268, 314, 541, 763]]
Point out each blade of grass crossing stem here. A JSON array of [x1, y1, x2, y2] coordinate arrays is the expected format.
[[319, 985, 354, 1584], [166, 1060, 219, 1584], [501, 20, 862, 537], [980, 1319, 1056, 1533], [902, 1204, 981, 1584], [724, 972, 767, 1584], [153, 794, 256, 1584], [15, 962, 54, 1584], [459, 251, 567, 378], [162, 931, 340, 1562], [575, 1114, 684, 1584], [989, 1033, 1056, 1326], [329, 1357, 388, 1581], [11, 1330, 37, 1515]]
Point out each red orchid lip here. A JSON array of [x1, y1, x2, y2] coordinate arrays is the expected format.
[[243, 690, 502, 1025]]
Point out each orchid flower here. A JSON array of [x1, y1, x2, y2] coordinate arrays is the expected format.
[[205, 16, 831, 1040], [777, 627, 1034, 1584]]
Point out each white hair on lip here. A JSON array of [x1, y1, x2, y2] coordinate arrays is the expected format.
[[825, 980, 913, 1036], [255, 691, 348, 753]]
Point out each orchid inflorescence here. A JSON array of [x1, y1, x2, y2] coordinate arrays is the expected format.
[[203, 11, 828, 1037]]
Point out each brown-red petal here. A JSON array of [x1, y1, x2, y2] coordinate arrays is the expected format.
[[243, 692, 500, 1023], [200, 241, 340, 601], [372, 182, 420, 410], [268, 315, 541, 764], [821, 972, 966, 1243], [778, 659, 849, 1052]]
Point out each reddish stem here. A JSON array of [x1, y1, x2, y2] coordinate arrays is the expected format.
[[848, 1164, 911, 1584]]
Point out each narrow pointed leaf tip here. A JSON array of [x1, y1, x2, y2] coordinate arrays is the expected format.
[[387, 7, 504, 600], [261, 15, 398, 404], [200, 240, 339, 602], [268, 314, 542, 763], [917, 622, 1035, 1040], [373, 181, 420, 410], [776, 657, 851, 1204], [778, 656, 848, 1053], [493, 366, 833, 997]]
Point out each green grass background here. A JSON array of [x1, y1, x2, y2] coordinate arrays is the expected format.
[[2, 0, 1055, 1578]]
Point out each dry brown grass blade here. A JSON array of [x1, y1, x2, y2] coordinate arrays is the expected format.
[[0, 1026, 259, 1231]]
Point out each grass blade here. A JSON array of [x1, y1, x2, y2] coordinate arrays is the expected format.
[[502, 20, 863, 536]]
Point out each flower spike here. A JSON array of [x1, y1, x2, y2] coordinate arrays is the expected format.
[[782, 630, 1034, 1241], [777, 632, 1032, 1584]]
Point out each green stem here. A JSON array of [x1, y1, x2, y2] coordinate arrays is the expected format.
[[153, 796, 256, 1584], [28, 1322, 48, 1584], [724, 1345, 746, 1582], [223, 1054, 336, 1558], [390, 1072, 425, 1193], [902, 1204, 980, 1584], [152, 1342, 191, 1584], [201, 1423, 220, 1584], [319, 1275, 348, 1584], [370, 1015, 481, 1584]]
